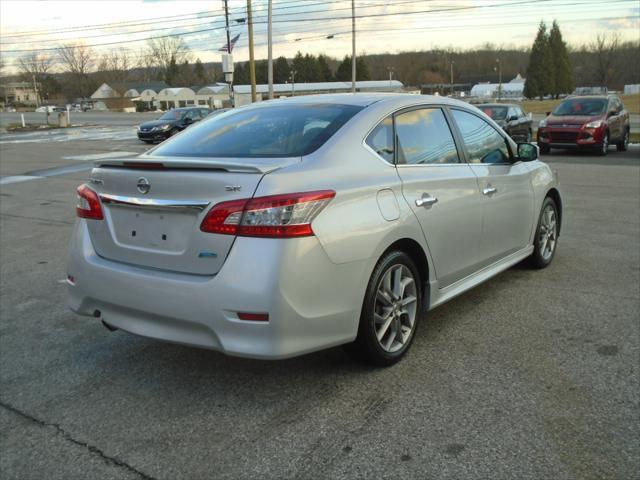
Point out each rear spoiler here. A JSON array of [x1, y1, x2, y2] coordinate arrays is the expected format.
[[94, 156, 301, 174]]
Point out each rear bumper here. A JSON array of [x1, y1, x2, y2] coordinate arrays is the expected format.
[[67, 221, 370, 359]]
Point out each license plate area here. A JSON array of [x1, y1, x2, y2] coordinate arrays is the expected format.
[[107, 205, 197, 252]]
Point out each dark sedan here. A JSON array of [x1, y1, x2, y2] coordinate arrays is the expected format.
[[137, 107, 213, 143], [477, 103, 533, 142]]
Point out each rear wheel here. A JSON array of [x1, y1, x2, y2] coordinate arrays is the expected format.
[[617, 129, 629, 152], [346, 251, 421, 366], [597, 131, 609, 156], [528, 197, 559, 269]]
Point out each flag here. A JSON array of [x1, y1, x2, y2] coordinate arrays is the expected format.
[[219, 33, 241, 53]]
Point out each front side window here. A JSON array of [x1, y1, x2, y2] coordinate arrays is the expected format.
[[365, 116, 394, 163], [151, 103, 363, 158], [451, 109, 510, 164], [395, 108, 460, 165]]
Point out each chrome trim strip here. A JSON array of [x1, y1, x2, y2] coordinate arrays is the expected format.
[[100, 193, 210, 211]]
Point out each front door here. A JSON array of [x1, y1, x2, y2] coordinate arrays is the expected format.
[[393, 107, 484, 288], [450, 108, 535, 266]]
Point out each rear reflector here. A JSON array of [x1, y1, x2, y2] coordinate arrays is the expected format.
[[76, 185, 104, 220], [237, 312, 269, 322], [200, 190, 335, 238]]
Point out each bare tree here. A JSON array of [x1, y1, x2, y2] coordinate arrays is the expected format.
[[144, 37, 191, 75], [57, 43, 95, 97], [97, 51, 131, 85], [590, 33, 620, 88], [18, 53, 53, 82]]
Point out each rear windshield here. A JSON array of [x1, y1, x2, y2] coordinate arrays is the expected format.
[[150, 103, 363, 158], [479, 106, 507, 121], [553, 98, 607, 116]]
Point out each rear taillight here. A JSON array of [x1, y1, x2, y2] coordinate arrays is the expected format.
[[76, 185, 104, 220], [200, 190, 335, 238]]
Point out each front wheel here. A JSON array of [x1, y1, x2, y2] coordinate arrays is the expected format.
[[617, 129, 629, 152], [539, 144, 550, 155], [528, 197, 559, 269], [345, 251, 421, 366], [597, 131, 609, 156]]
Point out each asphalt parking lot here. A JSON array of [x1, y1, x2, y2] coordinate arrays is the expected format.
[[0, 127, 638, 479]]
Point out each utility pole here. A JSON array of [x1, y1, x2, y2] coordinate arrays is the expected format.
[[450, 60, 454, 97], [32, 72, 39, 107], [267, 0, 273, 99], [247, 0, 257, 103], [351, 0, 356, 93], [387, 67, 394, 88], [223, 0, 234, 107]]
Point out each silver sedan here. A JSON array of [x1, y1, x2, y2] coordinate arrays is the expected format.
[[67, 94, 562, 365]]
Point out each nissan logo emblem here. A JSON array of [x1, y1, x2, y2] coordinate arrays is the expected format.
[[137, 177, 151, 194]]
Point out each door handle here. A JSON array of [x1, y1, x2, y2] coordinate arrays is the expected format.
[[416, 194, 438, 207], [482, 186, 497, 196]]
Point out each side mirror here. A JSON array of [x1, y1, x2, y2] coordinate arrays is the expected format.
[[545, 111, 551, 116], [183, 117, 193, 125], [517, 143, 538, 162], [508, 115, 518, 122], [607, 110, 617, 118]]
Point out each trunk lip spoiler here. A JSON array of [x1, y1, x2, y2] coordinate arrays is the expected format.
[[100, 193, 210, 211], [94, 156, 301, 174]]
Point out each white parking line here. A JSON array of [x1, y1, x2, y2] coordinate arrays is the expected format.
[[0, 175, 44, 185], [63, 151, 138, 161]]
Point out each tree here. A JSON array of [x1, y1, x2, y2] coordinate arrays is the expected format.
[[273, 56, 289, 83], [145, 37, 191, 80], [590, 33, 620, 88], [193, 58, 207, 84], [334, 55, 370, 81], [96, 51, 131, 87], [164, 55, 179, 85], [549, 21, 573, 97], [317, 54, 332, 81], [17, 53, 53, 104], [56, 43, 95, 97], [523, 22, 555, 99], [292, 52, 320, 83]]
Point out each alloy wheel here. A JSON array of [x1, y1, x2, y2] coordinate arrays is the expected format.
[[538, 204, 557, 261], [374, 264, 418, 353]]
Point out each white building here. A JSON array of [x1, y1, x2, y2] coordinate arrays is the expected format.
[[470, 74, 526, 99], [233, 80, 404, 106]]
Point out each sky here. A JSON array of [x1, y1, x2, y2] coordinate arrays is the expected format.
[[1, 0, 639, 74]]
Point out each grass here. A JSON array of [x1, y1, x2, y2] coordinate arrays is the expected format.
[[522, 94, 640, 115], [5, 123, 64, 132]]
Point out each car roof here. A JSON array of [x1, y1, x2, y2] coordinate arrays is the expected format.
[[246, 93, 474, 109], [565, 95, 613, 100], [476, 103, 521, 108]]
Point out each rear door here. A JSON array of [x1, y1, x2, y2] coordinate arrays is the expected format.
[[450, 108, 534, 267], [391, 106, 484, 288]]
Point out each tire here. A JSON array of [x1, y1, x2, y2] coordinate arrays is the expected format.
[[617, 129, 629, 152], [597, 131, 609, 156], [525, 130, 533, 143], [528, 197, 559, 269], [345, 251, 422, 366], [539, 144, 550, 155], [143, 140, 154, 144]]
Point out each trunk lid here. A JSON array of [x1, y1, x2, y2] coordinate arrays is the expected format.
[[85, 156, 299, 275]]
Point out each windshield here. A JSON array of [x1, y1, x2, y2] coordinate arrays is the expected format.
[[479, 106, 507, 121], [151, 103, 364, 158], [159, 110, 183, 121], [552, 98, 607, 116]]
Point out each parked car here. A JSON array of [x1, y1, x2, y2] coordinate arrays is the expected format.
[[537, 95, 630, 155], [68, 95, 562, 365], [35, 105, 55, 113], [477, 103, 533, 142], [137, 107, 213, 143]]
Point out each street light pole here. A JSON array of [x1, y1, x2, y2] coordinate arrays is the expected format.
[[289, 70, 296, 97], [496, 58, 502, 101], [450, 60, 454, 97], [387, 67, 394, 88], [247, 0, 257, 103], [267, 0, 273, 100], [351, 0, 356, 93]]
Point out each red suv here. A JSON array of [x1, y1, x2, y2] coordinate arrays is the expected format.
[[537, 95, 630, 156]]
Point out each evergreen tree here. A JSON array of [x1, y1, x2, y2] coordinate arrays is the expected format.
[[291, 52, 320, 82], [335, 55, 370, 81], [233, 62, 249, 85], [549, 21, 574, 98], [193, 58, 207, 85], [317, 54, 333, 81], [523, 22, 555, 99], [274, 56, 290, 83], [164, 55, 179, 86]]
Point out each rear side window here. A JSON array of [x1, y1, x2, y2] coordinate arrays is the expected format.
[[151, 103, 363, 158], [452, 109, 510, 164], [365, 116, 394, 163], [395, 108, 460, 165]]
